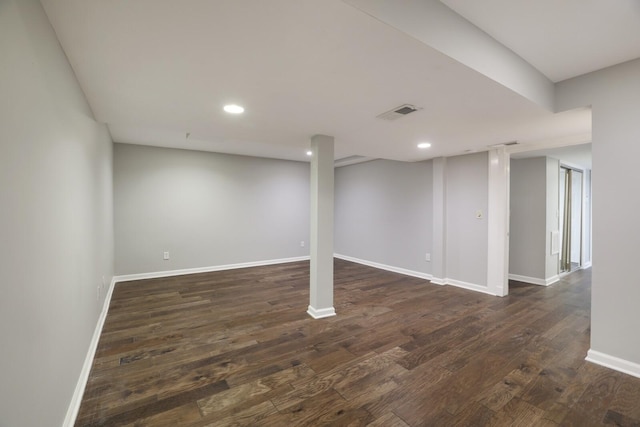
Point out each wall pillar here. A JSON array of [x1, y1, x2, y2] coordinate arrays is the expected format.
[[487, 147, 510, 296], [308, 135, 336, 319]]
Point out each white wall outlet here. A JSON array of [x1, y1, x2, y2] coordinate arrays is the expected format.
[[300, 241, 305, 247], [475, 209, 483, 219], [163, 251, 170, 260], [425, 253, 431, 262]]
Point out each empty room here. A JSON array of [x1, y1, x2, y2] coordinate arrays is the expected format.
[[2, 1, 640, 426]]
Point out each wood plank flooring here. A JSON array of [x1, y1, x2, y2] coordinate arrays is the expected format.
[[75, 260, 640, 426]]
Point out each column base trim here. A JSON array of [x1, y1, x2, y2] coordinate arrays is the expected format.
[[508, 273, 560, 286], [586, 349, 640, 379], [307, 305, 336, 319]]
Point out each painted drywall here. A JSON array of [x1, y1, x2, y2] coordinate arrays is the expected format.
[[557, 58, 640, 366], [344, 0, 554, 110], [584, 169, 592, 266], [509, 156, 560, 284], [334, 159, 433, 275], [0, 1, 114, 425], [509, 158, 547, 280], [445, 152, 489, 287], [545, 157, 560, 280], [114, 144, 309, 275]]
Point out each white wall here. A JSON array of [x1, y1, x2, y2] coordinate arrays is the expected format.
[[114, 144, 310, 275], [445, 152, 489, 287], [509, 157, 547, 280], [0, 1, 114, 425], [545, 157, 560, 280], [557, 58, 640, 368], [334, 159, 433, 275]]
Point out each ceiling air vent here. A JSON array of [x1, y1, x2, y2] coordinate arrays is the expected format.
[[376, 104, 422, 121], [488, 141, 519, 148]]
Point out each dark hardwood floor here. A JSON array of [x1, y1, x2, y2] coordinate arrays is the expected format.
[[75, 260, 640, 426]]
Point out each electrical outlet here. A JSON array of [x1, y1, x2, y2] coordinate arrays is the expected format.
[[475, 210, 483, 219], [300, 241, 305, 247], [425, 253, 431, 262], [163, 251, 170, 260]]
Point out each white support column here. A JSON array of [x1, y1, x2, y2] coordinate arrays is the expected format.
[[487, 147, 510, 297], [307, 135, 336, 319], [431, 157, 447, 285]]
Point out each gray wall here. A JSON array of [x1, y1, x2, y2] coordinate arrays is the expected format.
[[445, 152, 489, 286], [509, 156, 561, 283], [0, 1, 114, 425], [509, 157, 547, 279], [334, 159, 433, 275], [114, 144, 310, 275], [557, 58, 640, 365]]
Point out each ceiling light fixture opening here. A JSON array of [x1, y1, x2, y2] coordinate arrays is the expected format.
[[417, 142, 432, 149], [223, 104, 244, 114]]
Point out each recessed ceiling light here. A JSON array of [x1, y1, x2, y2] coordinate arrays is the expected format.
[[306, 150, 313, 156], [223, 104, 244, 114], [417, 142, 431, 149]]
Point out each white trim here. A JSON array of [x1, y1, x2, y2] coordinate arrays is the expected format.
[[114, 256, 310, 283], [582, 261, 592, 269], [430, 276, 496, 295], [487, 147, 510, 297], [546, 275, 560, 285], [307, 305, 336, 319], [333, 254, 432, 280], [586, 349, 640, 379], [445, 278, 497, 296], [508, 274, 560, 286], [332, 255, 496, 296], [63, 276, 117, 427], [64, 256, 311, 425]]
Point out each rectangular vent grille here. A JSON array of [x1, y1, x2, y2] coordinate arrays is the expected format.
[[488, 141, 519, 148], [376, 104, 422, 121]]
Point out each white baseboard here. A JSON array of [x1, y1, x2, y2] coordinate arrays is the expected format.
[[333, 254, 432, 281], [444, 278, 496, 296], [586, 349, 640, 379], [582, 261, 592, 269], [64, 256, 310, 425], [63, 275, 117, 427], [332, 255, 495, 296], [114, 256, 310, 283], [509, 273, 559, 286], [307, 305, 336, 319]]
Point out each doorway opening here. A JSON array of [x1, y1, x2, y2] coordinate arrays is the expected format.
[[507, 143, 592, 290]]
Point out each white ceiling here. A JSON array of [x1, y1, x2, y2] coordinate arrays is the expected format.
[[40, 1, 638, 163], [441, 0, 640, 83], [511, 143, 592, 170]]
